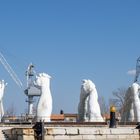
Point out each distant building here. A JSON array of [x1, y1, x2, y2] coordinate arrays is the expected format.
[[51, 114, 64, 122], [2, 113, 78, 123], [51, 113, 78, 122], [64, 114, 78, 122]]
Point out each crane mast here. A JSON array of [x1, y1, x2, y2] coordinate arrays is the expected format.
[[24, 64, 41, 116], [26, 63, 35, 88]]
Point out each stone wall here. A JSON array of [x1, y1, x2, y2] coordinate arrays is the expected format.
[[3, 126, 140, 140]]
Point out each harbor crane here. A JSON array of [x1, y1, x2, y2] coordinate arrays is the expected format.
[[0, 52, 40, 116]]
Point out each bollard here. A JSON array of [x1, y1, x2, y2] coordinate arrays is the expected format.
[[136, 122, 140, 129], [109, 105, 116, 128], [33, 121, 45, 140]]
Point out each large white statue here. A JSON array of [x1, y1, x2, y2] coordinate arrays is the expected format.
[[78, 79, 104, 122], [34, 73, 52, 122], [0, 80, 7, 122], [78, 79, 90, 122], [121, 82, 140, 122]]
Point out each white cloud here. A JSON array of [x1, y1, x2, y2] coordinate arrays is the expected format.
[[127, 69, 136, 76]]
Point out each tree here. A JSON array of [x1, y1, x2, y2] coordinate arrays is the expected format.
[[98, 96, 109, 115], [5, 103, 16, 116], [109, 87, 127, 114]]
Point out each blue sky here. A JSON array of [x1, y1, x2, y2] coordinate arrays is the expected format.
[[0, 0, 140, 115]]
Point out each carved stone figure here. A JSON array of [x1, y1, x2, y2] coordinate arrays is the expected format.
[[121, 82, 140, 122], [78, 79, 104, 122], [0, 80, 7, 122], [34, 73, 52, 122]]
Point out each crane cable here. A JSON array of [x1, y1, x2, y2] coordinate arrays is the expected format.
[[0, 52, 23, 89]]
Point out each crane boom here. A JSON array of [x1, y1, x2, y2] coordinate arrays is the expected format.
[[0, 52, 23, 88]]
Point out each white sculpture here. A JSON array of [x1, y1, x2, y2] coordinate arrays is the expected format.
[[78, 79, 104, 122], [121, 82, 140, 122], [0, 80, 7, 122], [34, 73, 52, 122], [78, 79, 90, 122]]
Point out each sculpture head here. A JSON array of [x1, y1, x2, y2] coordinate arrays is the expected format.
[[34, 73, 51, 89], [81, 79, 96, 94], [0, 80, 7, 90]]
